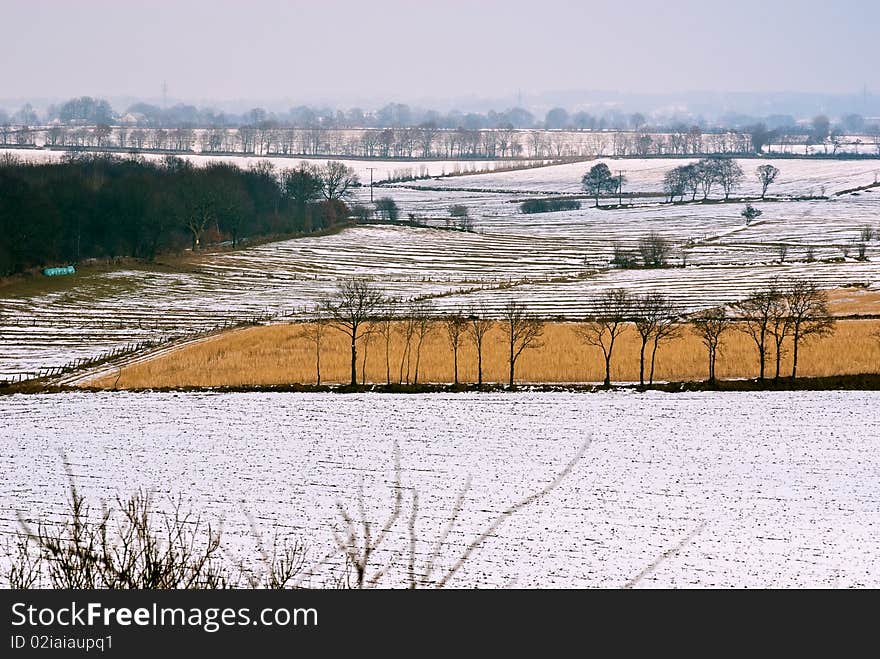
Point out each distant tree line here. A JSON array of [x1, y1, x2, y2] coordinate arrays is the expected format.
[[0, 155, 358, 276], [4, 97, 879, 138], [4, 97, 880, 159]]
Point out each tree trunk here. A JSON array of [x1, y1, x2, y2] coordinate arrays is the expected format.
[[649, 339, 659, 385], [791, 331, 800, 379], [413, 338, 422, 384], [508, 338, 515, 387], [316, 345, 321, 386], [639, 338, 647, 388], [477, 344, 483, 387], [398, 339, 408, 384], [603, 353, 612, 387], [361, 341, 369, 385], [453, 347, 459, 385], [350, 337, 357, 386], [774, 341, 783, 379]]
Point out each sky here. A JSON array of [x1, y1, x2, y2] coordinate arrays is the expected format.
[[3, 0, 879, 108]]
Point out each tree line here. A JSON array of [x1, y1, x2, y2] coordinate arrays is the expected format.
[[6, 122, 879, 161], [6, 97, 879, 139], [581, 160, 783, 208], [307, 277, 836, 388], [0, 155, 359, 276]]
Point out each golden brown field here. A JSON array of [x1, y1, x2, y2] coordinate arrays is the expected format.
[[90, 317, 880, 388]]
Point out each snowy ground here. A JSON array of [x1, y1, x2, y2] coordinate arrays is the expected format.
[[0, 147, 541, 184], [1, 391, 878, 588], [392, 157, 880, 197]]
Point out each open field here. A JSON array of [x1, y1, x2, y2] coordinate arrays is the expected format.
[[393, 157, 880, 197], [3, 391, 879, 587], [85, 317, 880, 388], [0, 147, 545, 183]]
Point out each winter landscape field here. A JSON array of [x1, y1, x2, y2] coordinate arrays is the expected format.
[[2, 152, 879, 380], [2, 391, 878, 588]]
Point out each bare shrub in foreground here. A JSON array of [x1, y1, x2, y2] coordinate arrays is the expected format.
[[332, 440, 590, 588], [6, 461, 307, 590]]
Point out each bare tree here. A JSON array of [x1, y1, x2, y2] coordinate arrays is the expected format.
[[769, 297, 792, 380], [696, 158, 719, 200], [732, 285, 783, 380], [320, 161, 358, 201], [575, 288, 632, 387], [581, 163, 618, 207], [396, 304, 418, 384], [298, 313, 329, 385], [411, 302, 434, 385], [500, 301, 544, 388], [741, 203, 762, 225], [633, 292, 679, 387], [444, 312, 468, 385], [690, 308, 732, 384], [320, 279, 385, 386], [715, 159, 745, 200], [466, 309, 493, 387], [372, 300, 397, 385], [638, 232, 670, 268], [648, 304, 680, 386], [756, 164, 780, 200], [783, 279, 835, 379], [360, 330, 376, 385]]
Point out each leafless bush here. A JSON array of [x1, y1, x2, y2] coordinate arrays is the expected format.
[[332, 440, 589, 588], [10, 479, 228, 589], [6, 465, 306, 590], [611, 242, 640, 268], [638, 232, 670, 268]]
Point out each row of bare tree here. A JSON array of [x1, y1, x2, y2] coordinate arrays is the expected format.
[[308, 278, 836, 388], [306, 281, 542, 387]]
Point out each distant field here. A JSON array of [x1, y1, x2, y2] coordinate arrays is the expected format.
[[393, 157, 880, 197], [86, 316, 880, 388], [0, 147, 547, 183]]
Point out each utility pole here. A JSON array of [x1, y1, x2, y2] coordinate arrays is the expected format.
[[367, 167, 376, 203]]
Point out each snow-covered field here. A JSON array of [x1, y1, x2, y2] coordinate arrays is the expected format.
[[394, 157, 880, 197], [0, 147, 539, 183], [2, 391, 878, 588]]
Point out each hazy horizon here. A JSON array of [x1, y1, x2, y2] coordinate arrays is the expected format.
[[4, 0, 878, 109]]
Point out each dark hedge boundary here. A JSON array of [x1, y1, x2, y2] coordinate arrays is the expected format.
[[4, 373, 880, 395]]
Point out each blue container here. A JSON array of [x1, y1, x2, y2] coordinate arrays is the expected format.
[[42, 265, 76, 277]]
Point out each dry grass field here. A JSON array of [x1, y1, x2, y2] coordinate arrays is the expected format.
[[91, 317, 880, 388]]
